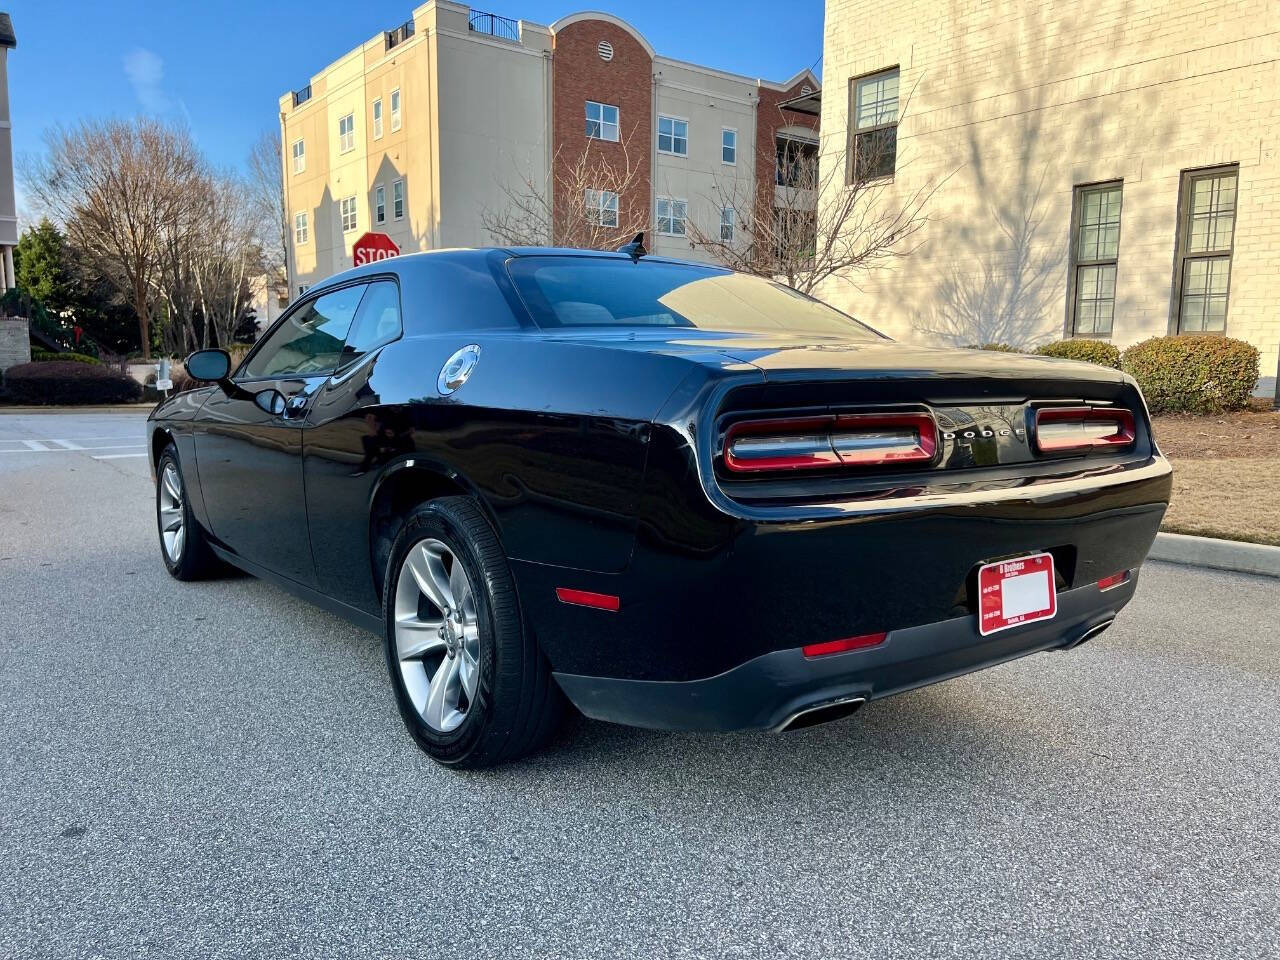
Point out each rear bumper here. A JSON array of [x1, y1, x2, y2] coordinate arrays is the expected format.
[[553, 574, 1137, 731]]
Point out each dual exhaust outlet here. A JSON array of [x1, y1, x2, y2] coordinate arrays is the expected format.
[[776, 615, 1118, 733]]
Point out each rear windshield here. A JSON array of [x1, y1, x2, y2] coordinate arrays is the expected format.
[[506, 256, 882, 338]]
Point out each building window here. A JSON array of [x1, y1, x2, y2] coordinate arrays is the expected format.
[[1173, 166, 1237, 334], [849, 67, 899, 182], [339, 113, 355, 153], [340, 196, 358, 233], [1068, 182, 1122, 337], [586, 101, 619, 142], [291, 139, 306, 174], [392, 179, 404, 220], [656, 197, 687, 237], [298, 284, 309, 296], [372, 98, 383, 139], [390, 88, 402, 131], [721, 128, 737, 165], [658, 116, 688, 156], [777, 136, 818, 188], [374, 185, 386, 225], [585, 188, 619, 227], [294, 211, 309, 245], [720, 206, 735, 242]]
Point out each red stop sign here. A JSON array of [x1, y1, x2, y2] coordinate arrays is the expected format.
[[352, 231, 400, 267]]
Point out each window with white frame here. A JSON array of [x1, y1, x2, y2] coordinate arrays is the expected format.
[[720, 206, 735, 242], [374, 185, 386, 225], [656, 197, 687, 237], [390, 88, 401, 131], [392, 179, 404, 220], [584, 188, 619, 227], [658, 116, 688, 156], [721, 128, 737, 165], [340, 195, 358, 233], [849, 67, 899, 182], [1173, 166, 1238, 334], [372, 98, 383, 139], [294, 211, 309, 245], [338, 113, 355, 153], [291, 139, 306, 174], [585, 101, 619, 142]]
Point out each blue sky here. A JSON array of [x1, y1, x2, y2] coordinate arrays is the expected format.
[[8, 0, 823, 210]]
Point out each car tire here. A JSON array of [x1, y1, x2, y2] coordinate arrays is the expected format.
[[156, 443, 220, 581], [382, 496, 564, 768]]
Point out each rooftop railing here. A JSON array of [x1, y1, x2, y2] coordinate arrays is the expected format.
[[468, 9, 519, 42]]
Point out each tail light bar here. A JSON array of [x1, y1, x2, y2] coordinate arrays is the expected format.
[[723, 412, 938, 473], [1034, 406, 1136, 454]]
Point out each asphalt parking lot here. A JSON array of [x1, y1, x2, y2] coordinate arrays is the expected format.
[[1, 410, 1277, 959]]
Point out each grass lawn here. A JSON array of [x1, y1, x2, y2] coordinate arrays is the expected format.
[[1151, 402, 1280, 546]]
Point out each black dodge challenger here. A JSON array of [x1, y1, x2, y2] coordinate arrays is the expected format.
[[148, 245, 1172, 768]]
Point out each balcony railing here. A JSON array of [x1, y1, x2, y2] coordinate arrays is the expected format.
[[385, 19, 415, 50], [468, 9, 519, 42]]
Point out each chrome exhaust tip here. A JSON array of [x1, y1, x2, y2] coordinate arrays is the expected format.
[[775, 695, 867, 733], [1059, 617, 1115, 651]]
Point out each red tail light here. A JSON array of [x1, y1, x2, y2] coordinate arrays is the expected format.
[[1096, 570, 1130, 591], [803, 632, 888, 658], [1034, 406, 1136, 454], [724, 413, 938, 473]]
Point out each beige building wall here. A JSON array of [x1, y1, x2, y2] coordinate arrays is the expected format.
[[280, 1, 551, 293], [817, 0, 1280, 392], [651, 59, 759, 263]]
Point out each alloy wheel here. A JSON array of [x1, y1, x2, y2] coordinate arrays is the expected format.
[[393, 538, 481, 733], [158, 462, 186, 563]]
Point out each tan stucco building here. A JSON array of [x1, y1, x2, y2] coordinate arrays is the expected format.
[[0, 12, 17, 293], [279, 2, 819, 295], [816, 0, 1280, 394]]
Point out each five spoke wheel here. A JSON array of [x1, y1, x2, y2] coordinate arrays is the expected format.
[[393, 538, 480, 733], [158, 461, 186, 564]]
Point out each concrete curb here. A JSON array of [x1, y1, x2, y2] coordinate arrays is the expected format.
[[0, 404, 155, 414], [1149, 532, 1280, 579]]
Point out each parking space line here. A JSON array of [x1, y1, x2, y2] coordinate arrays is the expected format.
[[21, 440, 47, 451], [92, 453, 147, 460], [49, 439, 84, 450]]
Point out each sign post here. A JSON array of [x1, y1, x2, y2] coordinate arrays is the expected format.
[[352, 232, 401, 267]]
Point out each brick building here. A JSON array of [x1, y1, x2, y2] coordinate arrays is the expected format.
[[280, 2, 819, 293], [816, 0, 1280, 394]]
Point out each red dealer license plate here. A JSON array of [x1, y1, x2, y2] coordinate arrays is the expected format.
[[977, 553, 1057, 636]]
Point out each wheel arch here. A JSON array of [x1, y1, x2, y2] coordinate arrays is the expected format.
[[367, 459, 504, 599], [151, 426, 175, 469]]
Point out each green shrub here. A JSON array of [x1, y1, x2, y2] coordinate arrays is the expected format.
[[31, 349, 101, 365], [1034, 339, 1122, 369], [2, 361, 143, 405], [964, 343, 1022, 353], [1121, 336, 1259, 414]]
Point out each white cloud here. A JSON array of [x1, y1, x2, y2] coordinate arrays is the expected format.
[[123, 48, 171, 112]]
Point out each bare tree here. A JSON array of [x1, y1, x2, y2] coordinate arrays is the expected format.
[[246, 129, 288, 286], [152, 171, 261, 355], [687, 125, 945, 296], [482, 132, 649, 250], [22, 118, 204, 359]]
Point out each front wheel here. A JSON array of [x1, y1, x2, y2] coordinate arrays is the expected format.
[[382, 496, 563, 768], [156, 444, 220, 581]]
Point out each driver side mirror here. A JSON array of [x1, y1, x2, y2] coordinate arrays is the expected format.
[[185, 349, 232, 383]]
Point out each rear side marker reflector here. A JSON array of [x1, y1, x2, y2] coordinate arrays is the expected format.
[[803, 632, 888, 658], [1096, 571, 1130, 591], [724, 413, 938, 473], [555, 588, 621, 612], [1035, 406, 1136, 454]]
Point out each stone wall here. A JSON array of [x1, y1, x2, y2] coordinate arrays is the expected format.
[[0, 317, 29, 373]]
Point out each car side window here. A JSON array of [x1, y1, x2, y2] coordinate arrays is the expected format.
[[337, 280, 401, 370], [241, 285, 367, 379]]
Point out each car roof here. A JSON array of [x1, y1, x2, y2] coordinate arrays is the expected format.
[[307, 246, 724, 294]]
